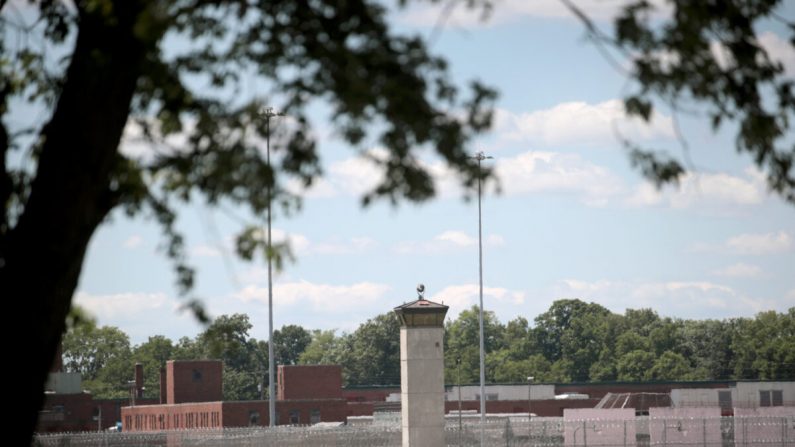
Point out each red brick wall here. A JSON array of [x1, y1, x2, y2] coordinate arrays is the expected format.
[[222, 399, 348, 426], [122, 399, 348, 431], [122, 402, 224, 431], [37, 394, 157, 433], [342, 387, 399, 402], [346, 402, 377, 416], [277, 365, 342, 400], [166, 360, 222, 404]]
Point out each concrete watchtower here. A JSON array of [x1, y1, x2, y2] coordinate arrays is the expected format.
[[394, 287, 449, 447]]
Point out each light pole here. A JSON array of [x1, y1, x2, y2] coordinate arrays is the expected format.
[[471, 151, 492, 446], [457, 356, 462, 446], [263, 107, 284, 427], [527, 376, 534, 442]]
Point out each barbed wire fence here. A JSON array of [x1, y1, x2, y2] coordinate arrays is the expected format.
[[33, 416, 794, 447]]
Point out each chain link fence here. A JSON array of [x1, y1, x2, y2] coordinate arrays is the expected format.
[[34, 416, 794, 447]]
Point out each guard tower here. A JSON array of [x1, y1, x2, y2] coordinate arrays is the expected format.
[[393, 286, 449, 447]]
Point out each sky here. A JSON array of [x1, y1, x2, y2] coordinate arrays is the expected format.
[[71, 0, 795, 344]]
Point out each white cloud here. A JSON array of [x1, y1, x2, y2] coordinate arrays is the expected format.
[[436, 230, 477, 247], [320, 149, 386, 198], [398, 0, 668, 28], [234, 280, 391, 313], [193, 229, 374, 264], [289, 148, 386, 199], [726, 231, 793, 255], [626, 168, 766, 209], [495, 151, 624, 205], [119, 119, 193, 162], [711, 263, 764, 279], [394, 230, 504, 254], [550, 278, 777, 319], [123, 235, 143, 249], [429, 283, 526, 320], [758, 31, 795, 76], [298, 142, 625, 206], [269, 230, 375, 256], [191, 244, 223, 257], [312, 237, 377, 255], [493, 100, 674, 148], [73, 291, 203, 343], [75, 291, 170, 320]]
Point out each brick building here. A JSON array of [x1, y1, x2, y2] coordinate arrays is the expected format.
[[43, 353, 793, 433], [37, 361, 157, 433], [343, 379, 793, 419], [121, 361, 348, 431]]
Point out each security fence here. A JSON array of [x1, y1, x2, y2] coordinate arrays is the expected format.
[[33, 416, 795, 447]]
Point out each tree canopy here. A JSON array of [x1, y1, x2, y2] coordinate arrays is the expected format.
[[0, 0, 496, 440], [5, 0, 794, 441], [61, 303, 795, 404], [565, 0, 795, 202]]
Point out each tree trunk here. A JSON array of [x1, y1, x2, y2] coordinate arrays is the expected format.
[[0, 2, 148, 442]]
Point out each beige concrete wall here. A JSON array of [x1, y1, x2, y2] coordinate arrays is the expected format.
[[401, 327, 444, 447], [735, 381, 795, 408], [563, 408, 636, 447], [446, 384, 555, 401], [649, 407, 722, 446]]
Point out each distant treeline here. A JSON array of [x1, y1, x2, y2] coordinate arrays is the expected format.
[[62, 300, 794, 400]]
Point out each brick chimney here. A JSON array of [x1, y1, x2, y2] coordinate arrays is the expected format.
[[159, 367, 167, 404], [135, 363, 144, 398]]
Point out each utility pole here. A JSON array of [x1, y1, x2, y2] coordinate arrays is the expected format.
[[471, 151, 492, 446], [527, 376, 534, 442], [457, 356, 463, 446], [263, 107, 284, 427]]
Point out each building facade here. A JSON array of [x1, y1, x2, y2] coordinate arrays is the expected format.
[[121, 361, 348, 431]]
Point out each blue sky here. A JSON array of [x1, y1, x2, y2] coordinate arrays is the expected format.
[[73, 1, 795, 344]]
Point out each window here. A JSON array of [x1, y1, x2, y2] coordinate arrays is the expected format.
[[760, 390, 771, 407], [289, 410, 300, 424], [760, 390, 783, 407], [310, 409, 321, 424], [718, 391, 732, 409], [772, 390, 783, 406], [249, 410, 260, 426]]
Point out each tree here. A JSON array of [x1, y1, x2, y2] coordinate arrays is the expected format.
[[196, 314, 264, 399], [445, 305, 505, 383], [340, 313, 401, 385], [732, 310, 795, 380], [62, 323, 132, 382], [299, 329, 342, 365], [565, 0, 795, 203], [0, 0, 496, 439], [649, 319, 684, 357], [533, 299, 610, 362], [134, 335, 175, 398], [614, 332, 650, 358], [679, 319, 737, 380], [616, 350, 656, 381], [61, 322, 135, 399], [273, 324, 312, 366], [649, 351, 693, 381], [197, 314, 256, 370]]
